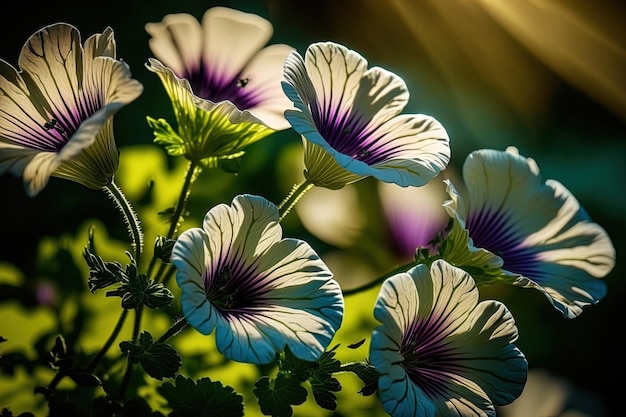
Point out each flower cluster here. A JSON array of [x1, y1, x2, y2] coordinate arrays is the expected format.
[[0, 6, 615, 417]]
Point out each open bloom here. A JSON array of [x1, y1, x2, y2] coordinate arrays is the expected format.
[[145, 7, 294, 165], [282, 41, 450, 189], [439, 147, 615, 318], [171, 194, 344, 364], [370, 259, 527, 417], [0, 23, 143, 196]]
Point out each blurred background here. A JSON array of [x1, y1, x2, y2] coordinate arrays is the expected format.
[[1, 0, 624, 416]]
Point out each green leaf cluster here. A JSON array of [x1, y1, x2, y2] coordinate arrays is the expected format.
[[158, 375, 244, 417], [120, 332, 181, 380], [252, 344, 378, 416]]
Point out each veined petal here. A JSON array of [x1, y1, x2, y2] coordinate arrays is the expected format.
[[441, 179, 505, 283], [238, 44, 295, 130], [0, 23, 142, 195], [53, 119, 119, 189], [370, 260, 527, 417], [201, 6, 273, 84], [145, 13, 203, 77], [282, 41, 450, 189], [441, 147, 615, 318], [171, 194, 344, 364], [146, 7, 293, 132], [302, 138, 364, 189], [146, 59, 274, 162]]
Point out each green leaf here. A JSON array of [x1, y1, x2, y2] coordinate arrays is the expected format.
[[198, 153, 245, 174], [147, 116, 185, 157], [347, 338, 366, 349], [277, 349, 315, 384], [340, 360, 380, 396], [254, 374, 307, 417], [154, 236, 176, 264], [120, 332, 181, 380], [306, 346, 342, 410], [106, 257, 173, 309], [48, 335, 67, 370], [83, 247, 126, 292], [158, 375, 243, 417]]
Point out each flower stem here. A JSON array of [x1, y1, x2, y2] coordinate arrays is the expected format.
[[167, 161, 202, 239], [278, 179, 313, 222], [342, 260, 420, 296], [120, 306, 142, 399], [148, 161, 201, 282], [104, 180, 143, 264], [86, 308, 130, 373], [46, 308, 129, 391], [157, 315, 189, 344]]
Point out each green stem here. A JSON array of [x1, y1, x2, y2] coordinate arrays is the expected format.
[[120, 306, 142, 399], [167, 160, 201, 239], [157, 315, 189, 344], [149, 160, 201, 282], [104, 181, 143, 264], [160, 264, 176, 287], [47, 309, 129, 391], [153, 261, 171, 286], [342, 260, 421, 297], [278, 179, 313, 222], [86, 308, 129, 373]]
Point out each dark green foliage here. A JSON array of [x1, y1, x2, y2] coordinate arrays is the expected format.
[[120, 332, 181, 380], [158, 375, 244, 417]]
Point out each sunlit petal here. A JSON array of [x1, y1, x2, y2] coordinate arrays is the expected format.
[[370, 259, 527, 417], [283, 41, 450, 189], [146, 7, 294, 132], [146, 59, 274, 163], [440, 147, 615, 318], [0, 23, 142, 195], [171, 194, 344, 364]]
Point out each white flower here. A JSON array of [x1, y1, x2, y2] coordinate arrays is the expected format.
[[171, 194, 344, 364]]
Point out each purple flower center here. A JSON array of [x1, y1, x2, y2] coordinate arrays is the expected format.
[[400, 317, 455, 398], [467, 206, 540, 277], [204, 262, 269, 313], [314, 109, 384, 165], [184, 65, 261, 111], [24, 93, 103, 153]]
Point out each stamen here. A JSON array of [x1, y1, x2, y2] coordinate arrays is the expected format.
[[210, 265, 239, 310]]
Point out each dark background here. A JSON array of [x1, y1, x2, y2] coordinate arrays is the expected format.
[[1, 1, 624, 416]]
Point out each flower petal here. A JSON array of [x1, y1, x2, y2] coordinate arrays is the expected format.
[[282, 41, 450, 188], [145, 13, 203, 76], [449, 147, 615, 317], [238, 44, 295, 130], [370, 260, 527, 417], [172, 194, 344, 364], [201, 7, 273, 82], [0, 23, 142, 195], [146, 59, 274, 161]]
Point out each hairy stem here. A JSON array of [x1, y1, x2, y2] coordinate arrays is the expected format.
[[278, 179, 313, 222], [103, 180, 143, 264], [157, 315, 189, 344]]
